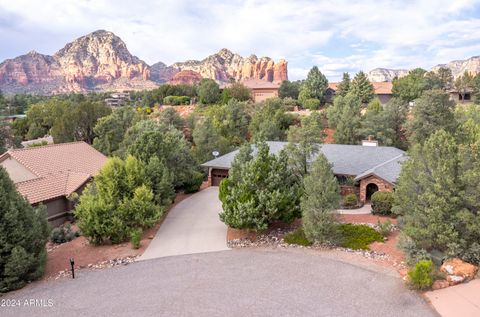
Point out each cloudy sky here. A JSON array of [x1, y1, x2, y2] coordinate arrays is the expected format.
[[1, 0, 480, 80]]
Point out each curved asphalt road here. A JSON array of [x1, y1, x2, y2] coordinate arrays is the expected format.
[[3, 249, 437, 317]]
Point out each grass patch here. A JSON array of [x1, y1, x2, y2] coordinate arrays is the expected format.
[[283, 228, 313, 246], [338, 224, 383, 250]]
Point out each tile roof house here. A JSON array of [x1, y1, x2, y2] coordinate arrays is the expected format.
[[0, 142, 107, 226], [202, 141, 407, 203], [220, 79, 281, 103], [327, 82, 393, 104]]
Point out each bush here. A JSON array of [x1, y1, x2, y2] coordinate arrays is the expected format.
[[408, 260, 434, 290], [163, 96, 190, 105], [371, 191, 394, 215], [0, 168, 50, 292], [284, 228, 313, 246], [343, 193, 358, 207], [338, 224, 383, 250], [376, 220, 392, 237], [303, 98, 321, 110], [130, 228, 142, 249], [183, 171, 204, 193], [50, 224, 79, 244], [398, 234, 431, 266]]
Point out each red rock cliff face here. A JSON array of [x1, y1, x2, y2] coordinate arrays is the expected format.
[[168, 70, 203, 85], [54, 30, 150, 88], [169, 49, 288, 83]]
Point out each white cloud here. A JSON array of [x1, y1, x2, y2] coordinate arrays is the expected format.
[[1, 0, 480, 80]]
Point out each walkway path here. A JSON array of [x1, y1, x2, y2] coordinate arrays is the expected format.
[[337, 203, 372, 214], [140, 187, 229, 260], [425, 279, 480, 317]]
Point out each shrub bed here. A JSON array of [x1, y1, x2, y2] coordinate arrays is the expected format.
[[338, 224, 383, 250], [371, 191, 394, 216], [50, 224, 79, 244], [283, 228, 313, 246], [163, 96, 190, 105]]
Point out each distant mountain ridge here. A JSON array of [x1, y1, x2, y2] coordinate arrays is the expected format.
[[0, 30, 288, 95], [367, 56, 480, 82]]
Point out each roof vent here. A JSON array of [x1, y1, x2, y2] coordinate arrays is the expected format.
[[362, 135, 378, 147]]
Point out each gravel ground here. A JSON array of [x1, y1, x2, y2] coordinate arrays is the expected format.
[[1, 249, 437, 317]]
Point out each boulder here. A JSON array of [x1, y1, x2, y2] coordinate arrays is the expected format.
[[432, 279, 450, 290], [440, 258, 478, 286]]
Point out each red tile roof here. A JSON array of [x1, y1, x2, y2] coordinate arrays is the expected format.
[[0, 142, 107, 204], [328, 82, 392, 95]]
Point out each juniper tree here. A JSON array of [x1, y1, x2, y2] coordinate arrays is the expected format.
[[0, 167, 49, 292], [301, 154, 341, 243], [336, 73, 351, 97], [350, 71, 375, 104]]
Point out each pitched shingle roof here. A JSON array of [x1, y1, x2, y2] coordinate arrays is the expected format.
[[201, 141, 407, 184], [0, 142, 107, 204], [328, 82, 393, 95]]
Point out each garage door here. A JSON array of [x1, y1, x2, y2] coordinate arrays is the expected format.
[[211, 169, 229, 186]]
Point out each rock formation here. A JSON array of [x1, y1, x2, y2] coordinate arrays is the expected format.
[[367, 68, 409, 82], [168, 70, 203, 85], [432, 56, 480, 79]]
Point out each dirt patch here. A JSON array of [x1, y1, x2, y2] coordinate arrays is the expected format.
[[44, 183, 208, 280], [338, 213, 397, 225], [227, 219, 301, 242], [323, 128, 334, 144]]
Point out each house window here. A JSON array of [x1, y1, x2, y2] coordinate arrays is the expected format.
[[459, 93, 472, 101]]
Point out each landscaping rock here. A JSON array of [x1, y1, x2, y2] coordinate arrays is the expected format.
[[432, 280, 450, 290], [440, 258, 478, 285]]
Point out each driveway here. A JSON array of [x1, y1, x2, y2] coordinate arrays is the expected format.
[[140, 187, 229, 260], [2, 249, 437, 317], [425, 279, 480, 317]]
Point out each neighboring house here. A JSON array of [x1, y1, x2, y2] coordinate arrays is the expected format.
[[448, 88, 473, 104], [0, 142, 107, 226], [105, 91, 130, 107], [21, 135, 54, 148], [220, 79, 281, 103], [327, 82, 393, 104], [201, 141, 407, 203]]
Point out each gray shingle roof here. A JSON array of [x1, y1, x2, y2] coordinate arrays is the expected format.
[[201, 141, 407, 184]]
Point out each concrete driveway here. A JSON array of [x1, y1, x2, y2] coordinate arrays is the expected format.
[[140, 187, 229, 260], [3, 249, 437, 317], [425, 279, 480, 317]]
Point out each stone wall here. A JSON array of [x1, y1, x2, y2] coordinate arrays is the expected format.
[[359, 175, 394, 202]]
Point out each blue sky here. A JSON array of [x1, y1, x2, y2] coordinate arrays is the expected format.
[[1, 0, 480, 81]]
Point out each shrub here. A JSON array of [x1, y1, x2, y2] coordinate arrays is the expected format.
[[50, 224, 79, 244], [398, 234, 431, 266], [338, 224, 383, 250], [130, 228, 142, 249], [408, 260, 434, 290], [0, 168, 50, 292], [183, 171, 204, 193], [163, 96, 190, 105], [303, 98, 321, 110], [343, 193, 358, 207], [371, 191, 394, 215], [376, 220, 392, 237], [283, 228, 313, 246]]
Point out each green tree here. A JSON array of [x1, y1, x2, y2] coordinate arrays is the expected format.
[[197, 79, 221, 104], [278, 80, 301, 99], [157, 107, 184, 130], [454, 71, 475, 103], [301, 154, 341, 243], [328, 92, 362, 144], [299, 66, 328, 103], [286, 112, 325, 176], [472, 74, 480, 103], [350, 71, 375, 104], [192, 117, 232, 163], [249, 98, 295, 141], [336, 73, 351, 97], [93, 107, 137, 156], [221, 82, 251, 103], [425, 68, 453, 91], [406, 89, 456, 145], [75, 156, 161, 244], [393, 130, 480, 264], [392, 68, 428, 102], [0, 167, 49, 292], [145, 156, 175, 206], [219, 141, 301, 230], [127, 125, 198, 189]]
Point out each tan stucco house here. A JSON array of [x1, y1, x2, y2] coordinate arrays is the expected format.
[[221, 79, 281, 103], [327, 82, 394, 104], [202, 141, 407, 203], [0, 142, 107, 226]]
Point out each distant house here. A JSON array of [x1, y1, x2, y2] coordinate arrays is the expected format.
[[201, 141, 407, 203], [0, 142, 107, 226], [448, 88, 473, 104], [105, 92, 130, 107], [220, 79, 281, 103], [327, 82, 393, 104]]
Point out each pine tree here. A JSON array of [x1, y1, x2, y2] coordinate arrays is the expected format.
[[0, 167, 49, 292], [336, 73, 351, 97], [332, 93, 362, 144], [301, 154, 341, 243], [350, 71, 375, 103], [299, 66, 328, 102], [407, 89, 456, 145]]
